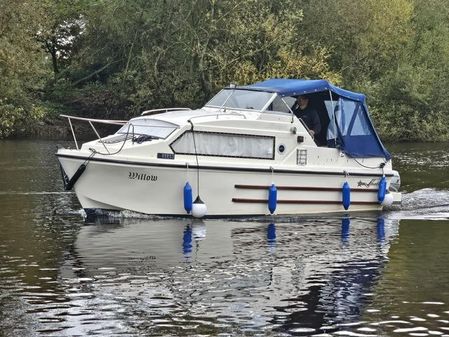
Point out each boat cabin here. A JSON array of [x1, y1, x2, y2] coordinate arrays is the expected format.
[[95, 79, 390, 162], [205, 79, 390, 160]]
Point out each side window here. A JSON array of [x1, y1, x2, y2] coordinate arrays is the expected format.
[[324, 98, 374, 142], [324, 100, 339, 141], [171, 131, 274, 159], [269, 96, 296, 113]]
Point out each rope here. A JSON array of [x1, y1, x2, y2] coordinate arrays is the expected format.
[[353, 157, 387, 170], [82, 151, 96, 166], [89, 123, 134, 156], [189, 121, 201, 196]]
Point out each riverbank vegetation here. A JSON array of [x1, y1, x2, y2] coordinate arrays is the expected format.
[[1, 0, 449, 141]]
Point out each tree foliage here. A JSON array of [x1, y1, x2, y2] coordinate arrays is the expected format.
[[56, 0, 338, 117], [0, 0, 50, 137], [35, 0, 86, 75], [1, 0, 449, 141]]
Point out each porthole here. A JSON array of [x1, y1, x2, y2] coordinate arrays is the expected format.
[[278, 144, 286, 154]]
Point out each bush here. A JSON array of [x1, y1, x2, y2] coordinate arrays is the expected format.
[[0, 99, 23, 138]]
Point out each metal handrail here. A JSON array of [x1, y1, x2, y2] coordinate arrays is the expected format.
[[217, 112, 247, 119], [141, 107, 191, 116], [60, 114, 127, 125], [60, 114, 128, 151]]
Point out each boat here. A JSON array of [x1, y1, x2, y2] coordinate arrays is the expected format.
[[56, 78, 401, 217]]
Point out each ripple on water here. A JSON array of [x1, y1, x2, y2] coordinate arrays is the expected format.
[[387, 189, 449, 221]]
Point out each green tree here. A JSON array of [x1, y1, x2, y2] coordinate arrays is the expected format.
[[57, 0, 339, 119], [2, 0, 449, 142], [371, 0, 449, 141], [36, 0, 86, 76], [299, 0, 413, 87], [0, 0, 50, 137]]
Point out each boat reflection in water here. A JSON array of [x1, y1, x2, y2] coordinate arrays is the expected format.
[[63, 214, 398, 336], [182, 221, 207, 259]]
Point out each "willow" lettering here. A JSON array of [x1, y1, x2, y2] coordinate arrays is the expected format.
[[128, 172, 158, 182]]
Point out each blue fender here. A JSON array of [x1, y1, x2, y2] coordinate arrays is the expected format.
[[183, 182, 193, 214], [268, 184, 277, 214], [342, 181, 351, 210], [378, 176, 387, 203]]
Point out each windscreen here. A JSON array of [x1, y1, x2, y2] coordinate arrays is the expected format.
[[205, 89, 274, 111], [117, 118, 178, 139]]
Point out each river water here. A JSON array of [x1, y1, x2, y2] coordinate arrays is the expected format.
[[0, 140, 448, 337]]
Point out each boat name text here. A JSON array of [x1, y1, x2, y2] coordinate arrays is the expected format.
[[357, 179, 379, 188], [129, 172, 158, 182]]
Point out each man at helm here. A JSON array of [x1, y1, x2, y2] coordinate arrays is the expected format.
[[292, 95, 321, 138]]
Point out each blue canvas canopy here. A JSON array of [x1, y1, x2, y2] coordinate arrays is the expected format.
[[245, 79, 391, 161], [245, 78, 366, 102]]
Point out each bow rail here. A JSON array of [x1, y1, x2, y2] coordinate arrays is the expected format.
[[60, 114, 128, 152]]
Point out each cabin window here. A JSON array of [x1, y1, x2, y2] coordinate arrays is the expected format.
[[116, 118, 178, 139], [170, 131, 274, 159]]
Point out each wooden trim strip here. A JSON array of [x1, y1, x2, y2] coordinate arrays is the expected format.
[[234, 184, 377, 193], [232, 198, 378, 205]]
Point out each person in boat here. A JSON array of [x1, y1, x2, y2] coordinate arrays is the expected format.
[[292, 95, 321, 138]]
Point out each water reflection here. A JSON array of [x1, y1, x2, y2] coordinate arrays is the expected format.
[[182, 222, 206, 260], [341, 216, 350, 244], [182, 225, 193, 257], [267, 223, 276, 254], [2, 211, 446, 337], [377, 217, 386, 242], [24, 215, 394, 336]]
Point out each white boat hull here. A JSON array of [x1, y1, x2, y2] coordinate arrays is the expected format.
[[58, 154, 396, 216]]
